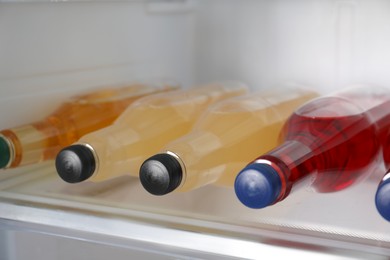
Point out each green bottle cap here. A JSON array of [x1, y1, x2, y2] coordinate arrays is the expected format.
[[0, 136, 11, 169]]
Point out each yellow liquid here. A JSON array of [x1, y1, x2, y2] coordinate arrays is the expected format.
[[162, 87, 318, 192], [1, 83, 178, 168], [79, 82, 248, 182]]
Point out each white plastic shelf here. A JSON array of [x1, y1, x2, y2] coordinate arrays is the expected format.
[[0, 162, 389, 259]]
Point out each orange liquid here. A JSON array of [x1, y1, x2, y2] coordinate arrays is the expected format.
[[161, 87, 318, 192], [1, 83, 178, 168], [78, 82, 248, 182]]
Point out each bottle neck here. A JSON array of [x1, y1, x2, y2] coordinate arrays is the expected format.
[[166, 131, 230, 191], [259, 140, 316, 202], [80, 124, 146, 181], [1, 122, 52, 168]]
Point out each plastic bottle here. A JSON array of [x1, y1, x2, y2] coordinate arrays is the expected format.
[[0, 82, 178, 169], [234, 86, 390, 209], [139, 86, 318, 195], [374, 126, 390, 221], [55, 82, 248, 183], [375, 172, 390, 221]]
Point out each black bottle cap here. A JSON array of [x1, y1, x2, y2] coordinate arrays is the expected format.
[[139, 153, 183, 195], [55, 144, 96, 183]]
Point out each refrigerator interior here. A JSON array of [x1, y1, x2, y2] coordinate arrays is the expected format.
[[1, 0, 390, 258]]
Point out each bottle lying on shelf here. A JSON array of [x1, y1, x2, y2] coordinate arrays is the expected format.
[[55, 82, 248, 183], [375, 172, 390, 221], [0, 81, 178, 170], [374, 128, 390, 221], [139, 86, 318, 196], [234, 86, 390, 209]]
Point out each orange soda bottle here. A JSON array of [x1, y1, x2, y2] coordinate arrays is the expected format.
[[0, 81, 178, 169]]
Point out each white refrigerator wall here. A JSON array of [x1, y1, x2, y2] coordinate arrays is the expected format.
[[0, 1, 197, 128], [195, 0, 390, 91], [1, 0, 390, 122]]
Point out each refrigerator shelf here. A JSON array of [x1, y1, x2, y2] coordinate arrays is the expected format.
[[0, 162, 389, 259]]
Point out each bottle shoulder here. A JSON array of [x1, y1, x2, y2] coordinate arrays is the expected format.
[[297, 86, 390, 118], [129, 83, 247, 109]]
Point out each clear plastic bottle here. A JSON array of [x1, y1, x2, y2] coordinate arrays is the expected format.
[[139, 86, 318, 195], [234, 86, 390, 209], [0, 82, 178, 169], [55, 82, 248, 183]]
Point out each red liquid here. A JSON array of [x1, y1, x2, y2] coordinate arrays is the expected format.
[[256, 88, 390, 203], [381, 128, 390, 171]]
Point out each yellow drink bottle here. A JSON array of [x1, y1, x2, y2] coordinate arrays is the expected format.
[[0, 82, 178, 169], [55, 82, 248, 183], [139, 86, 318, 195]]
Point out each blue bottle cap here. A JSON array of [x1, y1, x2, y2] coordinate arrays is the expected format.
[[234, 163, 282, 209], [375, 177, 390, 221]]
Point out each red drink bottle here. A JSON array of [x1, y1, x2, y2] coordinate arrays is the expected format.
[[235, 86, 390, 209]]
